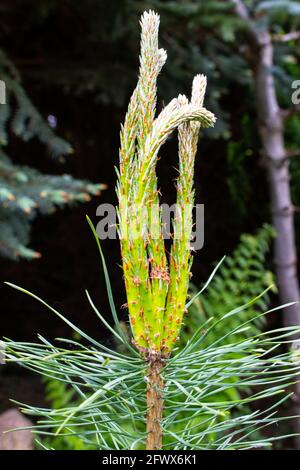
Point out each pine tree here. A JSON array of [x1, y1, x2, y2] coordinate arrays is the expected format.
[[4, 12, 300, 451]]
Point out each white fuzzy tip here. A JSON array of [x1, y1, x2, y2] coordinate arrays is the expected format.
[[191, 74, 207, 107], [177, 94, 189, 107], [140, 10, 160, 31], [158, 48, 167, 69]]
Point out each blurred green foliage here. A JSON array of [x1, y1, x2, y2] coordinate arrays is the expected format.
[[0, 44, 104, 259], [181, 224, 276, 350]]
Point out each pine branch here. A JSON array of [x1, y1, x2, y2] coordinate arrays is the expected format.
[[273, 31, 300, 42], [0, 150, 105, 259], [282, 105, 300, 120]]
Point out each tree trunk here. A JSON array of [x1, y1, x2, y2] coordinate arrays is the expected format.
[[253, 30, 300, 448], [232, 0, 300, 447], [146, 356, 164, 450], [253, 31, 300, 329]]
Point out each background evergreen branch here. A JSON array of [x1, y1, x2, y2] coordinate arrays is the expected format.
[[0, 50, 106, 259]]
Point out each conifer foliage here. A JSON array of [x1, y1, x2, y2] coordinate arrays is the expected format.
[[0, 50, 105, 259]]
